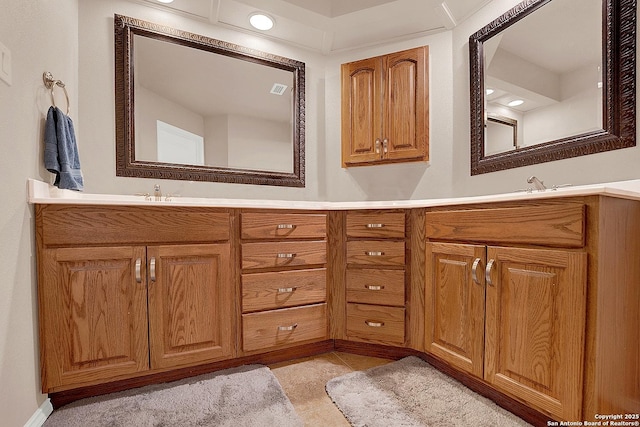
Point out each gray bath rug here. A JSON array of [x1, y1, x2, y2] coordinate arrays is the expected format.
[[326, 356, 531, 427], [44, 364, 303, 427]]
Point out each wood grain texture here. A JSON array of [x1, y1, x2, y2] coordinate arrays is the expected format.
[[346, 211, 405, 238], [242, 303, 327, 352], [425, 242, 486, 378], [408, 208, 426, 351], [39, 246, 149, 392], [241, 212, 327, 240], [147, 244, 234, 370], [346, 240, 405, 266], [346, 303, 405, 345], [327, 211, 347, 340], [346, 269, 404, 306], [40, 205, 230, 246], [425, 204, 585, 247], [242, 268, 327, 313], [241, 240, 327, 270], [484, 246, 586, 421]]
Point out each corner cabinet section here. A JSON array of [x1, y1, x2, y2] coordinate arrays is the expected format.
[[341, 46, 429, 167], [424, 203, 587, 421], [35, 204, 235, 393]]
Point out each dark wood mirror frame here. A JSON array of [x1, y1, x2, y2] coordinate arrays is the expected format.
[[114, 14, 306, 187], [470, 0, 636, 175]]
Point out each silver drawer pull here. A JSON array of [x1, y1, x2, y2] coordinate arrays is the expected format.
[[365, 320, 384, 328], [277, 253, 296, 259], [366, 223, 384, 228], [365, 251, 384, 256], [135, 258, 142, 283], [471, 258, 483, 285], [277, 224, 295, 229], [149, 257, 156, 282], [365, 285, 384, 291], [278, 323, 298, 331], [277, 287, 297, 293]]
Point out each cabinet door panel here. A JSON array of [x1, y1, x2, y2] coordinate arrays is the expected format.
[[425, 242, 485, 377], [148, 244, 233, 369], [341, 57, 383, 166], [384, 47, 428, 161], [484, 246, 586, 421], [39, 246, 149, 392]]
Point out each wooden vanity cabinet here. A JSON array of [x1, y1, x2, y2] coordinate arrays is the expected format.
[[341, 46, 429, 167], [344, 211, 407, 345], [425, 203, 587, 421], [240, 212, 328, 354], [35, 205, 234, 393]]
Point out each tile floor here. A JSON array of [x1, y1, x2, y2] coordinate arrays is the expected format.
[[269, 352, 392, 426]]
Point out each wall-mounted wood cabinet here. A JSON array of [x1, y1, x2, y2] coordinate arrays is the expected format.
[[341, 46, 429, 167]]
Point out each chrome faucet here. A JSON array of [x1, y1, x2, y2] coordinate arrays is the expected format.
[[527, 176, 546, 191], [153, 184, 162, 201]]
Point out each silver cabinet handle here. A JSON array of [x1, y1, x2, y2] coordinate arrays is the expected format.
[[365, 320, 384, 328], [278, 323, 298, 331], [471, 258, 482, 285], [366, 223, 384, 228], [277, 253, 296, 258], [382, 138, 388, 154], [277, 287, 296, 293], [276, 224, 295, 229], [149, 257, 156, 282], [485, 259, 495, 287], [375, 138, 381, 154], [365, 285, 384, 291], [135, 258, 142, 283], [365, 251, 384, 256]]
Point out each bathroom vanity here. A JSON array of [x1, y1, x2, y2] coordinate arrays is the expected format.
[[29, 179, 640, 424]]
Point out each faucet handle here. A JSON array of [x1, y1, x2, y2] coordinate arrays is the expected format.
[[164, 193, 180, 201]]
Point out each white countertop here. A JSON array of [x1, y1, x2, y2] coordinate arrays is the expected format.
[[27, 178, 640, 210]]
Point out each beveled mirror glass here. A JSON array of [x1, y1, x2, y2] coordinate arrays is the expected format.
[[470, 0, 636, 175], [115, 14, 305, 187]]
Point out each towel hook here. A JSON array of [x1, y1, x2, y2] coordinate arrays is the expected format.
[[43, 71, 70, 115]]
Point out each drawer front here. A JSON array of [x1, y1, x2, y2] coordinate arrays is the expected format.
[[425, 204, 585, 248], [242, 303, 327, 352], [346, 240, 405, 266], [346, 303, 405, 344], [241, 213, 327, 240], [346, 269, 405, 306], [242, 268, 326, 313], [346, 212, 405, 238], [242, 241, 327, 270]]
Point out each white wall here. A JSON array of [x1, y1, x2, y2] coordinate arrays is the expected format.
[[0, 1, 78, 426]]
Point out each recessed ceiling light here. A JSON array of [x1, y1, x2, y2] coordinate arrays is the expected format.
[[249, 13, 274, 31], [507, 99, 524, 107], [486, 89, 494, 95], [157, 0, 174, 3]]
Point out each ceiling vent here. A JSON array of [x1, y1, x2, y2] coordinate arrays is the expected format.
[[270, 83, 288, 95]]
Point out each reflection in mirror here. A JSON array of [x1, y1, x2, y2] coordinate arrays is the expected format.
[[470, 0, 636, 175], [115, 15, 305, 187], [486, 114, 518, 155]]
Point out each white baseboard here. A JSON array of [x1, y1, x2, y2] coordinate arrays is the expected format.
[[24, 398, 53, 427]]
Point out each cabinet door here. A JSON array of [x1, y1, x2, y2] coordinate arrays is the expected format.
[[484, 246, 586, 421], [425, 242, 485, 377], [39, 246, 149, 392], [341, 57, 383, 166], [147, 244, 233, 369], [384, 46, 428, 162]]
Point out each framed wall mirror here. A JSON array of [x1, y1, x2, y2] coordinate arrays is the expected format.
[[114, 14, 306, 187], [469, 0, 636, 175]]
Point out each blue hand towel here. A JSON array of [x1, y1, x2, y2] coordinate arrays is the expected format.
[[44, 106, 84, 191]]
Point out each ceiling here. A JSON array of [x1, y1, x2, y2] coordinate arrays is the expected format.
[[134, 0, 492, 53]]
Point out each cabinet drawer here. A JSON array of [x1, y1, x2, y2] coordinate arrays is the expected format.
[[346, 269, 404, 306], [242, 241, 327, 270], [241, 213, 327, 240], [346, 303, 405, 344], [346, 212, 405, 238], [425, 204, 585, 248], [346, 240, 405, 266], [242, 268, 326, 312], [242, 303, 327, 352]]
